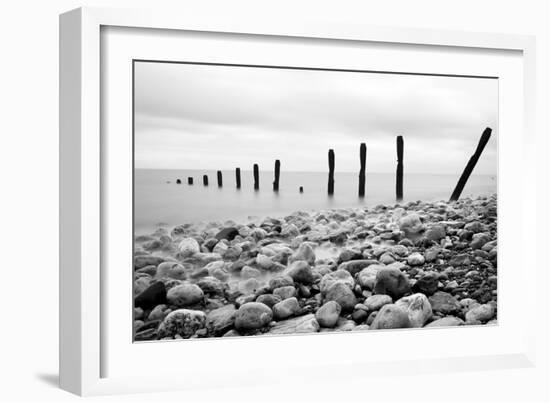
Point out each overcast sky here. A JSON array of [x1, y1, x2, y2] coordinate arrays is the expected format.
[[134, 62, 498, 175]]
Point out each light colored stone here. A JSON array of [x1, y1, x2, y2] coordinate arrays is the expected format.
[[465, 304, 495, 323], [364, 294, 393, 312], [167, 283, 204, 307], [269, 314, 320, 334], [272, 297, 301, 320], [407, 252, 425, 266], [234, 302, 273, 330], [370, 304, 411, 329], [315, 301, 341, 328], [158, 309, 206, 338], [395, 293, 433, 327], [324, 280, 357, 311], [178, 238, 200, 257], [425, 316, 464, 327]]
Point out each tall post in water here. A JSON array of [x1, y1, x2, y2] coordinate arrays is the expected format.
[[358, 143, 366, 197], [253, 164, 259, 191], [217, 170, 223, 187], [396, 136, 404, 202], [203, 175, 209, 186], [187, 177, 193, 185], [328, 149, 335, 195], [235, 168, 241, 189], [450, 127, 492, 202], [273, 160, 280, 191]]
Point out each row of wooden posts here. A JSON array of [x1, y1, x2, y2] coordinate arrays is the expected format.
[[175, 127, 492, 202]]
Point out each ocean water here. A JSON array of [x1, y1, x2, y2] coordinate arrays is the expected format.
[[134, 169, 496, 235]]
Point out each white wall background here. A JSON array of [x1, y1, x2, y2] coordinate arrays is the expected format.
[[0, 0, 547, 401]]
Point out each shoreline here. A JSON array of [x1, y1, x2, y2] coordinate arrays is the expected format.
[[133, 194, 497, 340]]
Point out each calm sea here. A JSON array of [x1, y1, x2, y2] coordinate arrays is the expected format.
[[134, 169, 496, 235]]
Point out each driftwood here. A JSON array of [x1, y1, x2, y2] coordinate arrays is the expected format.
[[358, 143, 366, 197], [450, 127, 492, 201], [328, 149, 335, 195], [396, 136, 404, 201]]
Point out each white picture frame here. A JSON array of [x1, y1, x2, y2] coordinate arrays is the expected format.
[[59, 6, 537, 396]]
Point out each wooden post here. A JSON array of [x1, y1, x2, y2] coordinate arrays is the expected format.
[[187, 177, 193, 185], [328, 149, 335, 195], [203, 175, 209, 186], [396, 136, 404, 202], [358, 143, 366, 197], [235, 168, 241, 189], [253, 164, 259, 190], [176, 179, 181, 184], [217, 170, 223, 187], [450, 127, 492, 202], [273, 160, 280, 191], [299, 186, 304, 193]]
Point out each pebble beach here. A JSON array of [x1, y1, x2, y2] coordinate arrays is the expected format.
[[133, 194, 497, 341]]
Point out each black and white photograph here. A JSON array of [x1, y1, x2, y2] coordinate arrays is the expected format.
[[132, 60, 498, 341]]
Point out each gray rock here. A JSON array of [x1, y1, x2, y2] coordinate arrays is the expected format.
[[256, 254, 274, 270], [470, 233, 492, 250], [273, 285, 297, 300], [464, 221, 485, 234], [273, 297, 301, 320], [429, 291, 461, 315], [284, 261, 314, 284], [155, 262, 188, 280], [337, 259, 378, 276], [134, 255, 164, 270], [449, 254, 471, 266], [158, 309, 206, 338], [407, 252, 425, 266], [425, 316, 464, 327], [241, 266, 261, 279], [395, 293, 433, 327], [269, 275, 294, 290], [319, 269, 354, 293], [234, 302, 273, 330], [364, 294, 393, 312], [370, 304, 411, 329], [373, 267, 411, 300], [425, 225, 446, 242], [167, 283, 204, 307], [178, 238, 200, 257], [289, 243, 316, 265], [196, 276, 225, 296], [269, 313, 320, 334], [256, 294, 282, 308], [357, 265, 384, 290], [148, 304, 170, 321], [399, 213, 424, 237], [315, 301, 341, 328], [206, 305, 237, 335], [324, 281, 357, 311], [465, 303, 495, 323], [412, 271, 439, 296]]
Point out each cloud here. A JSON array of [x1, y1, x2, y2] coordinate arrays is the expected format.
[[134, 62, 498, 174]]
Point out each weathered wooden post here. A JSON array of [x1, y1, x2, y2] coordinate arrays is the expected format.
[[253, 164, 259, 190], [235, 168, 241, 189], [203, 175, 209, 186], [217, 171, 223, 187], [328, 149, 335, 195], [187, 177, 193, 185], [273, 160, 280, 191], [358, 143, 366, 197], [450, 127, 492, 202], [299, 186, 304, 193], [176, 179, 181, 184], [396, 136, 404, 202]]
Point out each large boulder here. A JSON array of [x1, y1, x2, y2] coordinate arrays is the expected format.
[[272, 297, 301, 320], [167, 283, 204, 307], [370, 304, 411, 330], [135, 281, 167, 310], [395, 293, 433, 327], [205, 305, 237, 335], [315, 301, 341, 328], [234, 302, 273, 331], [373, 267, 411, 299], [284, 261, 314, 284], [178, 238, 200, 257], [357, 265, 384, 290], [324, 281, 357, 311], [157, 309, 206, 338]]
